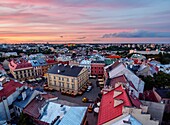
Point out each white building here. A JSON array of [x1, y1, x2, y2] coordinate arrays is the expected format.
[[79, 60, 91, 74], [105, 61, 145, 97]]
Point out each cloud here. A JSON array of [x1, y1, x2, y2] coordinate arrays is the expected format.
[[77, 36, 86, 39], [102, 30, 170, 38]]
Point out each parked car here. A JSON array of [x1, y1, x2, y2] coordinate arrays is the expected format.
[[88, 104, 94, 113], [86, 86, 92, 92], [82, 97, 94, 103]]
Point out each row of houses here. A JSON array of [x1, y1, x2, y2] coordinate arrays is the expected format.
[[9, 58, 68, 81], [0, 79, 87, 125], [97, 61, 166, 125]]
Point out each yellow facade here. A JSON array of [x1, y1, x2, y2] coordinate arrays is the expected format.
[[47, 67, 89, 94]]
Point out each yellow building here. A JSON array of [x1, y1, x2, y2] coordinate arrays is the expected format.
[[9, 60, 34, 81], [47, 64, 89, 94]]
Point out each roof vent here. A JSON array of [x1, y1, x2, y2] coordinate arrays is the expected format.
[[70, 65, 73, 68], [58, 63, 62, 66], [30, 87, 33, 90], [58, 70, 60, 73]]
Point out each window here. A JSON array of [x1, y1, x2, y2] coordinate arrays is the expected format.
[[72, 84, 75, 89], [61, 82, 64, 87], [62, 77, 64, 81], [59, 77, 61, 80], [67, 83, 69, 88], [54, 81, 56, 85], [67, 78, 69, 82], [54, 76, 56, 79], [72, 79, 74, 82]]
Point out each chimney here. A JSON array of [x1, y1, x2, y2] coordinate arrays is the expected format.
[[30, 87, 33, 90], [58, 63, 62, 66], [22, 91, 27, 100], [24, 86, 28, 89]]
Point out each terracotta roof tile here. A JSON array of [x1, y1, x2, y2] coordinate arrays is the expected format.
[[0, 80, 23, 102]]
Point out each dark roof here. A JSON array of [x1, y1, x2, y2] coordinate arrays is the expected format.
[[13, 88, 34, 108], [48, 64, 83, 77], [155, 89, 170, 98]]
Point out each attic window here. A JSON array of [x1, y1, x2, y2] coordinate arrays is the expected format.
[[114, 99, 123, 107]]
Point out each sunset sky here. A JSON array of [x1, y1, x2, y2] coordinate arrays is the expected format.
[[0, 0, 170, 43]]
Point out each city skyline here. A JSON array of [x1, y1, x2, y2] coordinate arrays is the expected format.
[[0, 0, 170, 43]]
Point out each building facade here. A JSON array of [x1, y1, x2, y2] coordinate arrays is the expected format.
[[47, 64, 89, 94], [91, 61, 105, 77], [0, 80, 23, 121], [9, 60, 34, 81]]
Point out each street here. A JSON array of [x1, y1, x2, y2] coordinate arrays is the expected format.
[[48, 78, 101, 125]]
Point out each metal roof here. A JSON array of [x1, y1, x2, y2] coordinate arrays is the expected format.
[[58, 107, 87, 125]]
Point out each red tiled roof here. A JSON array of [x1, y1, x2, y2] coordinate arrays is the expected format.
[[0, 80, 23, 102], [129, 94, 142, 108], [23, 97, 46, 119], [97, 85, 132, 125], [9, 60, 32, 70], [106, 55, 121, 59], [109, 75, 138, 92], [23, 94, 56, 119], [46, 60, 57, 64], [16, 63, 32, 69], [142, 90, 158, 102], [41, 94, 56, 100], [106, 61, 121, 72], [110, 75, 127, 87]]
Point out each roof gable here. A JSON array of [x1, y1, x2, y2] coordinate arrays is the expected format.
[[97, 85, 132, 125]]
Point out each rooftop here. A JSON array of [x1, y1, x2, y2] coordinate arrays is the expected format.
[[0, 80, 23, 102], [58, 107, 87, 125], [155, 89, 170, 98], [13, 88, 39, 108], [48, 64, 83, 77], [106, 61, 121, 73], [97, 85, 132, 125], [40, 102, 70, 124], [23, 94, 54, 119]]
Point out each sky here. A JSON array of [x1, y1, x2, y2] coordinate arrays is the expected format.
[[0, 0, 170, 44]]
